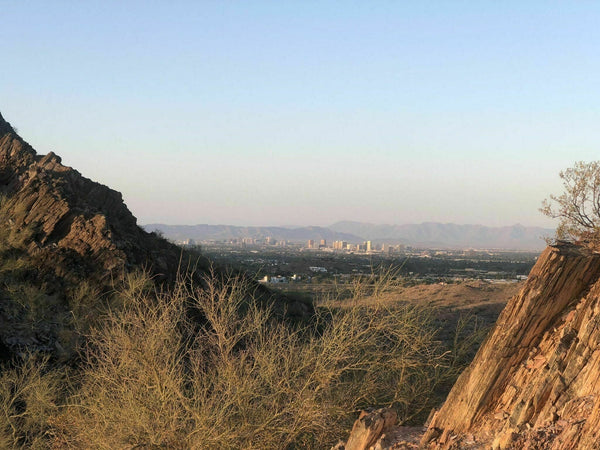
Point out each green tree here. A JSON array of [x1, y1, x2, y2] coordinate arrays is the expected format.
[[541, 161, 600, 245]]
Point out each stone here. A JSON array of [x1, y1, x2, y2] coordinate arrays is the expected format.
[[344, 408, 397, 450], [421, 243, 600, 449]]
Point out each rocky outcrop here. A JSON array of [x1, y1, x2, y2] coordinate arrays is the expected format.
[[343, 408, 397, 450], [0, 111, 202, 358], [0, 111, 311, 358], [421, 242, 600, 449], [333, 408, 424, 450], [0, 112, 184, 284]]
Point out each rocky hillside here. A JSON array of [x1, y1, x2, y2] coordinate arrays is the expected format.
[[0, 111, 310, 359], [0, 112, 187, 284], [421, 242, 600, 449]]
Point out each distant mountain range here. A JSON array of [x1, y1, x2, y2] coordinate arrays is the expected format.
[[329, 221, 553, 250], [144, 221, 553, 251], [143, 224, 362, 244]]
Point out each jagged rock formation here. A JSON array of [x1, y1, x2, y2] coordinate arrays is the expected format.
[[421, 242, 600, 449], [0, 111, 208, 359], [0, 111, 310, 358], [333, 408, 423, 450], [0, 111, 185, 284], [341, 408, 398, 450]]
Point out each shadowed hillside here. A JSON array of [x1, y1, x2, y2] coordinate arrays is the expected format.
[[0, 111, 310, 360]]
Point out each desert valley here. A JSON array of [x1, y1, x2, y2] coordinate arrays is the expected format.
[[4, 3, 600, 449]]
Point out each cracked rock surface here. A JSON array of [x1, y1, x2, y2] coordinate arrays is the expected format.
[[421, 243, 600, 449]]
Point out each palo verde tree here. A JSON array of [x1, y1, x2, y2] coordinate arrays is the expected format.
[[541, 161, 600, 246]]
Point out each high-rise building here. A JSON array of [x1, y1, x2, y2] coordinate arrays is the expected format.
[[333, 240, 348, 250], [366, 241, 372, 252], [307, 239, 315, 249]]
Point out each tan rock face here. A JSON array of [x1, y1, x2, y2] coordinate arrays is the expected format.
[[344, 408, 397, 450], [421, 243, 600, 449]]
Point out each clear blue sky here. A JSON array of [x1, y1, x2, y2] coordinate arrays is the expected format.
[[3, 1, 599, 227]]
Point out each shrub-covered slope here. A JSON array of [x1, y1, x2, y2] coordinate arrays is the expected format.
[[0, 111, 310, 359]]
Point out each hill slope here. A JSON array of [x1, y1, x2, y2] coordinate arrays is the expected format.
[[0, 111, 309, 359], [144, 223, 363, 243], [0, 112, 187, 284]]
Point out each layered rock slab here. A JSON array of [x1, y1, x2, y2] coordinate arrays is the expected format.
[[422, 243, 600, 449], [0, 112, 182, 282]]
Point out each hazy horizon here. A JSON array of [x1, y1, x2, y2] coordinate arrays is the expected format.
[[4, 2, 600, 229], [141, 219, 554, 230]]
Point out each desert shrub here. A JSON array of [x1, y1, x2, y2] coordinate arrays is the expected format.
[[448, 313, 489, 371], [0, 195, 42, 324], [57, 272, 190, 449], [0, 252, 483, 449], [66, 281, 103, 333], [57, 269, 452, 449], [347, 265, 405, 301], [0, 195, 36, 253], [0, 355, 63, 449], [541, 160, 600, 246], [2, 283, 59, 328]]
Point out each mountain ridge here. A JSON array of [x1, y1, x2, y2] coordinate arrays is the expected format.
[[143, 223, 363, 244], [329, 220, 552, 250], [145, 221, 552, 250]]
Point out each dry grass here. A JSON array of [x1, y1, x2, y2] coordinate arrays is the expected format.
[[0, 355, 63, 449], [0, 195, 35, 253], [1, 268, 478, 449]]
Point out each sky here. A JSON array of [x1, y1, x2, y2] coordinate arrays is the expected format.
[[2, 1, 600, 227]]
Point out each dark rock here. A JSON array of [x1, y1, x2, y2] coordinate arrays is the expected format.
[[0, 111, 313, 357]]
